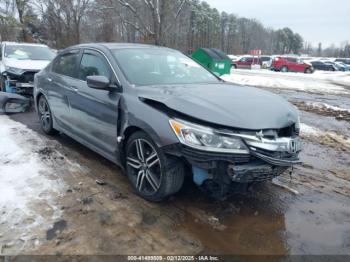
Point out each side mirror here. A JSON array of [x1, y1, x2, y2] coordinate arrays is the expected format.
[[87, 75, 122, 92], [86, 76, 123, 93], [87, 75, 110, 90]]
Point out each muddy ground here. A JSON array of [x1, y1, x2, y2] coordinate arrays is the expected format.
[[1, 84, 350, 257]]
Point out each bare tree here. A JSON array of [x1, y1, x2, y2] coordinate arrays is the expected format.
[[99, 0, 187, 45], [4, 0, 312, 56], [34, 0, 91, 47]]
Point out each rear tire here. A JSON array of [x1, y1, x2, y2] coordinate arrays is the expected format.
[[125, 131, 184, 202], [305, 68, 312, 74], [38, 95, 58, 135], [280, 66, 288, 72]]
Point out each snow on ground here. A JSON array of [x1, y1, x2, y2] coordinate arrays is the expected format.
[[301, 123, 350, 149], [222, 69, 350, 95], [305, 102, 350, 113], [300, 123, 320, 136], [0, 115, 65, 251]]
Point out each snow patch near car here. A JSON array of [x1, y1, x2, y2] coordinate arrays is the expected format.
[[305, 102, 350, 113], [300, 123, 320, 136], [300, 123, 350, 150], [222, 70, 350, 95], [0, 115, 65, 251]]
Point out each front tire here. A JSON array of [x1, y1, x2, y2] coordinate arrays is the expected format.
[[38, 95, 58, 135], [305, 68, 312, 74], [125, 131, 184, 202], [280, 66, 288, 72]]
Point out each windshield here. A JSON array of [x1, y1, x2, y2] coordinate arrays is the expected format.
[[4, 45, 56, 60], [112, 48, 220, 86]]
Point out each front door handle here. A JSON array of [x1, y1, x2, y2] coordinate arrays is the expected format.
[[47, 77, 52, 82]]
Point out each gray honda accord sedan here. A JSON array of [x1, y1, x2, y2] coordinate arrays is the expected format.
[[34, 43, 301, 201]]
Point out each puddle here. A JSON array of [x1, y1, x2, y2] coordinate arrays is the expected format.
[[46, 220, 67, 240]]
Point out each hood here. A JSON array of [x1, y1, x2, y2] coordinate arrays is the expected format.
[[4, 58, 50, 71], [137, 83, 298, 130]]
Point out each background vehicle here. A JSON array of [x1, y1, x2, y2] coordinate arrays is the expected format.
[[271, 56, 313, 73], [310, 61, 336, 71], [232, 56, 261, 69], [34, 43, 301, 201], [324, 61, 346, 71], [335, 58, 350, 65], [227, 54, 239, 62], [335, 61, 350, 71], [0, 42, 56, 95], [260, 56, 272, 68]]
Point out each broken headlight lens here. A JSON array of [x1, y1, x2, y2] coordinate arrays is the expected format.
[[169, 119, 249, 153]]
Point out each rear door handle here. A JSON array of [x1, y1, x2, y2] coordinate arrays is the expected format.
[[47, 77, 52, 82]]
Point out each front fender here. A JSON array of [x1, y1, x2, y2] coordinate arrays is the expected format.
[[120, 94, 179, 148]]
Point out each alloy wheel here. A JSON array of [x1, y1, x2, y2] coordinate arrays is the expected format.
[[126, 139, 161, 195], [38, 97, 51, 132]]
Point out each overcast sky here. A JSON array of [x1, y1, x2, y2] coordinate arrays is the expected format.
[[204, 0, 350, 47]]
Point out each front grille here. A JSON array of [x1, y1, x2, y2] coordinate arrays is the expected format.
[[181, 146, 250, 164], [253, 147, 297, 159], [228, 161, 289, 182]]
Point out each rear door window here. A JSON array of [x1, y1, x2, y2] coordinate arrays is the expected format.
[[52, 51, 80, 78], [78, 50, 111, 81], [287, 57, 297, 63]]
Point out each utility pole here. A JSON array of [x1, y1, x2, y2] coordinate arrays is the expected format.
[[317, 42, 322, 57]]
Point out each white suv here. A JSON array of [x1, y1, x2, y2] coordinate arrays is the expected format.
[[0, 42, 56, 95]]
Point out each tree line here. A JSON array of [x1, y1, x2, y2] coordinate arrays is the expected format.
[[0, 0, 349, 57]]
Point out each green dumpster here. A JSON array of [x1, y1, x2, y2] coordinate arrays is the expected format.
[[191, 48, 232, 76]]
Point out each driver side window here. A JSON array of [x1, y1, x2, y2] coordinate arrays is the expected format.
[[79, 51, 111, 81]]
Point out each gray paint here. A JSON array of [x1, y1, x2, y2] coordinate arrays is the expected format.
[[136, 83, 298, 130], [34, 43, 299, 169]]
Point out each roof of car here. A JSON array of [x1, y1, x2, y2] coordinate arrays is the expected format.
[[72, 42, 176, 51], [1, 41, 49, 47]]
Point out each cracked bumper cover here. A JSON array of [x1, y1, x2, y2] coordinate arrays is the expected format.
[[163, 141, 301, 183], [0, 92, 30, 113], [2, 71, 37, 94]]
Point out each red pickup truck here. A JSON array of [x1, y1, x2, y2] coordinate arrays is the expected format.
[[271, 56, 314, 73]]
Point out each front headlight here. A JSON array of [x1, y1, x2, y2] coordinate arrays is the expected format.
[[169, 119, 249, 153], [5, 66, 24, 75]]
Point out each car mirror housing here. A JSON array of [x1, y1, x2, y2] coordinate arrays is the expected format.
[[87, 75, 123, 92], [87, 75, 110, 90]]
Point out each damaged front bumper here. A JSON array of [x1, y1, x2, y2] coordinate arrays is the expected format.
[[0, 92, 30, 113], [165, 136, 301, 184], [2, 70, 38, 95]]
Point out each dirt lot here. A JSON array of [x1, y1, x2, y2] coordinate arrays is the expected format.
[[1, 75, 350, 256]]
